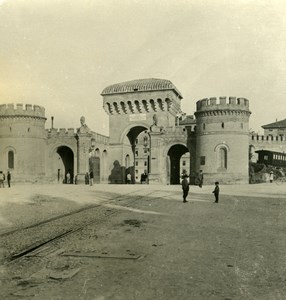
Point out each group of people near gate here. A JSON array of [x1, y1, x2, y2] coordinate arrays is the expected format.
[[181, 170, 220, 204], [0, 170, 11, 188]]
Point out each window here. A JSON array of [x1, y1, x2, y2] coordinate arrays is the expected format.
[[221, 122, 224, 128], [182, 160, 186, 166], [218, 148, 227, 169], [264, 155, 268, 161], [203, 123, 206, 130], [144, 161, 147, 166], [8, 151, 14, 169], [144, 149, 148, 154], [135, 151, 138, 156], [135, 139, 138, 144], [135, 161, 138, 166], [200, 156, 205, 165]]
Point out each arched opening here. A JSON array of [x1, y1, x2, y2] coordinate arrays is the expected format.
[[126, 125, 148, 183], [57, 146, 74, 184], [167, 144, 189, 185]]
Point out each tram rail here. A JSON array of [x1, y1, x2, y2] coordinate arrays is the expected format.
[[1, 189, 156, 264]]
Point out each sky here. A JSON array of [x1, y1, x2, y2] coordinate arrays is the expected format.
[[0, 0, 285, 135]]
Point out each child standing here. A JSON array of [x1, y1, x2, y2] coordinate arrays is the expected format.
[[181, 174, 189, 203], [212, 181, 219, 203]]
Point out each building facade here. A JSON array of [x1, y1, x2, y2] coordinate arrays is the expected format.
[[0, 77, 283, 185]]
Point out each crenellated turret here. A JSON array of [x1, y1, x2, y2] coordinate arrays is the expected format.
[[196, 97, 250, 115], [0, 103, 46, 119], [0, 103, 47, 182], [194, 96, 251, 184]]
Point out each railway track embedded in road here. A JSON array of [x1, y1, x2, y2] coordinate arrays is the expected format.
[[1, 189, 157, 265]]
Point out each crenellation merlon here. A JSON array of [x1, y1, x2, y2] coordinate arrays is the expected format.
[[0, 103, 45, 118], [46, 128, 76, 137], [251, 134, 286, 142], [196, 97, 249, 111]]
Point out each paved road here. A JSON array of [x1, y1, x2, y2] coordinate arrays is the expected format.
[[1, 183, 286, 299]]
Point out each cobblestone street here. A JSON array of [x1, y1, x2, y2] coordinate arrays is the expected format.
[[1, 183, 286, 299]]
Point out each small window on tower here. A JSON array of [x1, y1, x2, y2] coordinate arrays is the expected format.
[[221, 122, 224, 128], [200, 156, 205, 165], [8, 151, 14, 169]]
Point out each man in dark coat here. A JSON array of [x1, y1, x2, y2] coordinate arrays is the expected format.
[[181, 174, 189, 203], [212, 181, 220, 203], [198, 170, 204, 188], [89, 171, 94, 186], [7, 171, 11, 188]]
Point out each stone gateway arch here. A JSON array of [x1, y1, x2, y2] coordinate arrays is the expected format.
[[101, 78, 251, 185], [101, 78, 194, 184], [0, 78, 251, 185]]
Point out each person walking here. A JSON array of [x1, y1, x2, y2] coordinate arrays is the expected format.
[[212, 181, 220, 203], [89, 170, 94, 186], [0, 171, 5, 188], [66, 171, 71, 184], [85, 172, 89, 185], [7, 171, 11, 188], [198, 170, 204, 188], [181, 174, 189, 203]]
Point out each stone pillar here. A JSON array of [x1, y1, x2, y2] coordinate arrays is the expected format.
[[148, 132, 164, 184], [76, 131, 92, 184]]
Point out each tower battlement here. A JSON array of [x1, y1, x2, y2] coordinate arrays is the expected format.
[[251, 134, 286, 143], [0, 103, 46, 118], [46, 128, 76, 137], [196, 97, 249, 112]]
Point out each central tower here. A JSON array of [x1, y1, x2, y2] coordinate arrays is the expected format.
[[101, 78, 183, 183]]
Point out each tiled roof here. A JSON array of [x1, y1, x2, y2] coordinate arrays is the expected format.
[[101, 78, 183, 98], [262, 119, 286, 129]]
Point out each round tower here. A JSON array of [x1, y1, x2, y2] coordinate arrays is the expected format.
[[194, 97, 251, 184], [0, 103, 47, 182]]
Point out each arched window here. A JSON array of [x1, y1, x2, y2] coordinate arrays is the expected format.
[[217, 147, 227, 170], [8, 151, 14, 169], [95, 148, 100, 157], [125, 154, 130, 168]]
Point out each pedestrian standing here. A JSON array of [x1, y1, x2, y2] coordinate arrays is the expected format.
[[66, 171, 71, 184], [0, 171, 4, 188], [212, 181, 220, 203], [269, 171, 274, 183], [7, 171, 11, 188], [89, 171, 94, 186], [85, 172, 89, 185], [198, 170, 204, 188], [126, 173, 131, 184], [181, 174, 189, 203]]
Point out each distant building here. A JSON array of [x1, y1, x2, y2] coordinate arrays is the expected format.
[[262, 119, 286, 138]]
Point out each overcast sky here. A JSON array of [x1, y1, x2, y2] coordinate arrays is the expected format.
[[0, 0, 285, 135]]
